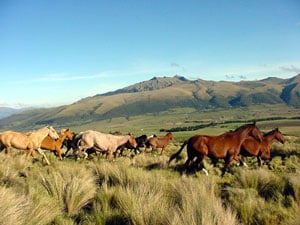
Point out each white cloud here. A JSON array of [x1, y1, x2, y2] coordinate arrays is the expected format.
[[279, 65, 300, 74]]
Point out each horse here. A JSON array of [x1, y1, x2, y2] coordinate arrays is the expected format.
[[145, 132, 173, 154], [168, 122, 263, 176], [0, 126, 59, 165], [118, 134, 157, 156], [77, 130, 138, 160], [119, 134, 148, 156], [40, 128, 73, 160], [239, 128, 285, 167]]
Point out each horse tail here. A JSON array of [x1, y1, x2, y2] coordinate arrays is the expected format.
[[168, 140, 188, 165]]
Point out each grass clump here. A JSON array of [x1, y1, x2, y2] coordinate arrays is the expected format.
[[40, 164, 97, 216], [0, 186, 29, 225]]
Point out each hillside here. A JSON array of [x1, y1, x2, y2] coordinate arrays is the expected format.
[[0, 74, 299, 131], [0, 107, 29, 119]]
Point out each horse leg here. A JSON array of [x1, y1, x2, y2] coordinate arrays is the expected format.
[[184, 158, 193, 173], [257, 156, 262, 167], [106, 150, 116, 161], [160, 147, 165, 155], [25, 148, 35, 161], [195, 155, 208, 176], [235, 155, 248, 167], [222, 154, 234, 177], [134, 147, 140, 155], [56, 147, 63, 160], [4, 147, 10, 154], [36, 148, 50, 165]]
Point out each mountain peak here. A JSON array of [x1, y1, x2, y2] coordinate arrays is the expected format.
[[100, 75, 190, 96]]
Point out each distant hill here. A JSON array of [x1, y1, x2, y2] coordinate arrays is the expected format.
[[0, 107, 24, 119], [0, 74, 299, 131]]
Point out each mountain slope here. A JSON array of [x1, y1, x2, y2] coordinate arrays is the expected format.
[[0, 74, 299, 131]]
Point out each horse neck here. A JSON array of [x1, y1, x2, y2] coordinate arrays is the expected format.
[[114, 135, 131, 145], [162, 134, 171, 141], [57, 132, 68, 145], [264, 131, 277, 145], [31, 127, 50, 142], [231, 126, 253, 143]]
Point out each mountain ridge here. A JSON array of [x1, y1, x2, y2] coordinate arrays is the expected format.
[[0, 74, 299, 131]]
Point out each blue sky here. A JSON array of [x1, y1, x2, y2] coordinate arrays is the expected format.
[[1, 0, 300, 108]]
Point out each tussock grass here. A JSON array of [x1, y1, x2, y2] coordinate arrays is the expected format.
[[87, 158, 240, 225], [0, 186, 29, 225], [168, 177, 239, 225], [40, 164, 97, 215], [222, 167, 300, 225], [0, 133, 299, 225]]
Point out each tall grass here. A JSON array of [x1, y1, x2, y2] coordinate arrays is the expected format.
[[222, 168, 300, 225], [80, 158, 240, 225], [40, 163, 97, 215], [0, 134, 299, 224], [0, 186, 29, 225]]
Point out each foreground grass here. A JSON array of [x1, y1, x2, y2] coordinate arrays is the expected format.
[[0, 135, 299, 225]]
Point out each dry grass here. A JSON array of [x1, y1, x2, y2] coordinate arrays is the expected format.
[[40, 163, 97, 215], [0, 134, 299, 225], [0, 186, 29, 225]]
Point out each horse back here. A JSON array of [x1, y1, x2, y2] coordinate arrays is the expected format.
[[80, 131, 119, 151], [149, 136, 168, 147], [0, 131, 31, 149]]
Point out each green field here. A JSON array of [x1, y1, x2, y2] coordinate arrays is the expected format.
[[68, 104, 300, 138], [0, 105, 299, 225]]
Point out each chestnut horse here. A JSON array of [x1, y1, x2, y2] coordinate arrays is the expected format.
[[168, 122, 263, 176], [0, 126, 59, 165], [239, 128, 285, 167], [145, 132, 173, 154], [77, 130, 137, 160], [40, 128, 73, 160]]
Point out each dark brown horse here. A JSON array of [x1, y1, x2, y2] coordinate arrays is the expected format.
[[239, 128, 285, 167], [168, 122, 263, 176], [145, 132, 173, 154]]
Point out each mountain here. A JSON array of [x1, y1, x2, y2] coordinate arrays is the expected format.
[[0, 74, 299, 131], [0, 107, 25, 119]]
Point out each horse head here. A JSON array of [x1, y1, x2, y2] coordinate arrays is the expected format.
[[167, 132, 174, 140], [128, 133, 138, 148], [274, 128, 285, 144], [47, 126, 59, 140], [64, 128, 74, 141]]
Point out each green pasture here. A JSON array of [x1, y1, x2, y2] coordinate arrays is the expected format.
[[0, 105, 299, 225], [67, 104, 300, 138]]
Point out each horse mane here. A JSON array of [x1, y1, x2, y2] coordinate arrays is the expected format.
[[263, 128, 279, 137], [231, 122, 256, 133]]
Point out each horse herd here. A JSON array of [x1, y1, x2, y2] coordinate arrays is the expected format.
[[0, 122, 285, 176]]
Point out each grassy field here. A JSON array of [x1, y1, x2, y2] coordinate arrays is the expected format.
[[0, 123, 299, 225], [61, 104, 300, 137], [0, 105, 299, 224]]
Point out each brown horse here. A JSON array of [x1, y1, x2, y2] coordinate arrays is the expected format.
[[0, 126, 59, 165], [145, 132, 173, 154], [77, 130, 138, 160], [168, 122, 263, 176], [239, 128, 285, 167], [40, 128, 73, 160]]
